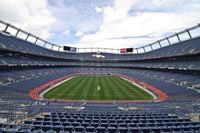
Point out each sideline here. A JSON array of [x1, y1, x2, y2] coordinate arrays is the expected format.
[[120, 76, 157, 100], [39, 76, 75, 98]]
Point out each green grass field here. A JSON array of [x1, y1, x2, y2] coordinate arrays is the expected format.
[[43, 75, 153, 101]]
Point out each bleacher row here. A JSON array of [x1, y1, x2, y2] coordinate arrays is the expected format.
[[1, 54, 200, 69], [1, 51, 200, 73]]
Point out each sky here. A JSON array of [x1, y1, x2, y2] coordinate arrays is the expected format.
[[0, 0, 200, 49]]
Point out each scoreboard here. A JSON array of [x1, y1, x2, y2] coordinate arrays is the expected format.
[[63, 46, 77, 52], [120, 48, 133, 53]]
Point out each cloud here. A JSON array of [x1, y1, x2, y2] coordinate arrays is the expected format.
[[68, 37, 159, 49], [0, 0, 56, 39], [75, 31, 83, 37], [48, 0, 103, 37], [62, 29, 70, 36], [95, 7, 103, 13], [72, 0, 200, 48]]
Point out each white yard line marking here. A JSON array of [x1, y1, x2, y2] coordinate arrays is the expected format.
[[120, 77, 157, 99]]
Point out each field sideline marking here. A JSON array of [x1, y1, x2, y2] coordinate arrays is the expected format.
[[114, 74, 168, 102], [120, 76, 157, 100], [39, 76, 75, 98]]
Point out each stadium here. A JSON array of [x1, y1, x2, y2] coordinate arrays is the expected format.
[[0, 0, 200, 133]]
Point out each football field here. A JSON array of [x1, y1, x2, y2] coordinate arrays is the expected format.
[[43, 75, 153, 101]]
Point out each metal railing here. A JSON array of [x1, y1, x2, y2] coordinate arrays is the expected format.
[[135, 23, 200, 54], [0, 19, 200, 54]]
